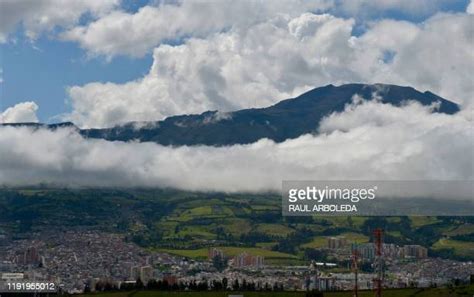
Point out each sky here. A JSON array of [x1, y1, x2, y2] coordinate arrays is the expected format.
[[0, 0, 473, 191], [0, 0, 472, 126]]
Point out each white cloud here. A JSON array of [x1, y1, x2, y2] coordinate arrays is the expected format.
[[349, 13, 474, 105], [65, 12, 474, 128], [61, 0, 462, 59], [1, 101, 472, 192], [467, 0, 474, 14], [0, 0, 119, 42], [0, 101, 39, 123], [60, 0, 333, 58]]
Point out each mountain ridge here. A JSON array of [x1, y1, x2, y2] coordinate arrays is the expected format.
[[1, 83, 460, 146]]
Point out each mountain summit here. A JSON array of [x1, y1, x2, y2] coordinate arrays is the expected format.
[[81, 83, 459, 146], [2, 84, 460, 146]]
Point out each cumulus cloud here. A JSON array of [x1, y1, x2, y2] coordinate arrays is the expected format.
[[0, 101, 39, 123], [350, 14, 474, 105], [65, 12, 474, 128], [60, 0, 333, 58], [1, 101, 472, 192], [0, 0, 118, 42], [60, 0, 462, 59]]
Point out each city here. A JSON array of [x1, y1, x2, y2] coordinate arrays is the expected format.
[[1, 229, 473, 294]]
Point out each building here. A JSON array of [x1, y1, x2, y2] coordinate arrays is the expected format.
[[0, 261, 14, 272], [208, 248, 224, 261], [140, 266, 153, 283], [305, 261, 336, 291], [351, 243, 375, 261], [403, 245, 428, 259], [233, 252, 264, 268], [16, 246, 40, 266], [129, 265, 154, 283], [1, 273, 24, 281], [328, 236, 347, 249], [163, 274, 177, 286], [130, 266, 140, 280], [383, 243, 400, 259], [317, 276, 336, 291]]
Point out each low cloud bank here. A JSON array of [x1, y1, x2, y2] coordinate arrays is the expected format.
[[1, 100, 472, 194]]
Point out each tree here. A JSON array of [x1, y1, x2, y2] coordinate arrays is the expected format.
[[222, 277, 228, 290], [242, 278, 247, 290], [146, 279, 158, 290], [83, 283, 91, 293], [135, 278, 144, 289], [212, 254, 227, 271], [233, 279, 240, 291]]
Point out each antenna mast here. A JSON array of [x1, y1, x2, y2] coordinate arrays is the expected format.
[[351, 249, 359, 297], [373, 228, 383, 297]]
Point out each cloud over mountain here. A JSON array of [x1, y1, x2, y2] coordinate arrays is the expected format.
[[65, 12, 474, 128]]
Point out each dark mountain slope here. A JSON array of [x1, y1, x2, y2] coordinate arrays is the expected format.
[[81, 83, 459, 146], [2, 84, 459, 146]]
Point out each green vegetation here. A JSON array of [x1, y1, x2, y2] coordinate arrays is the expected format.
[[301, 236, 328, 249], [156, 247, 297, 260], [433, 238, 474, 258], [338, 232, 369, 243], [255, 224, 295, 237], [444, 224, 474, 236], [1, 189, 474, 263], [410, 217, 441, 228]]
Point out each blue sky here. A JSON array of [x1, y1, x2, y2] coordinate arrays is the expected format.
[[1, 35, 152, 121], [0, 0, 471, 124], [0, 0, 153, 121]]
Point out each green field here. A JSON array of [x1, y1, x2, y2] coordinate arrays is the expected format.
[[301, 236, 328, 249], [410, 217, 441, 228], [157, 246, 297, 260], [255, 224, 295, 237], [444, 224, 474, 236], [433, 238, 474, 258]]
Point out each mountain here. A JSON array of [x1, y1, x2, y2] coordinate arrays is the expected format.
[[1, 122, 78, 130], [2, 84, 460, 146]]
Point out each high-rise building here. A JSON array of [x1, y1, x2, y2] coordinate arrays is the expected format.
[[130, 266, 140, 280], [351, 243, 375, 260], [18, 246, 40, 265], [140, 266, 153, 283], [403, 245, 428, 259], [328, 236, 347, 249], [233, 252, 264, 268], [208, 248, 224, 260]]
